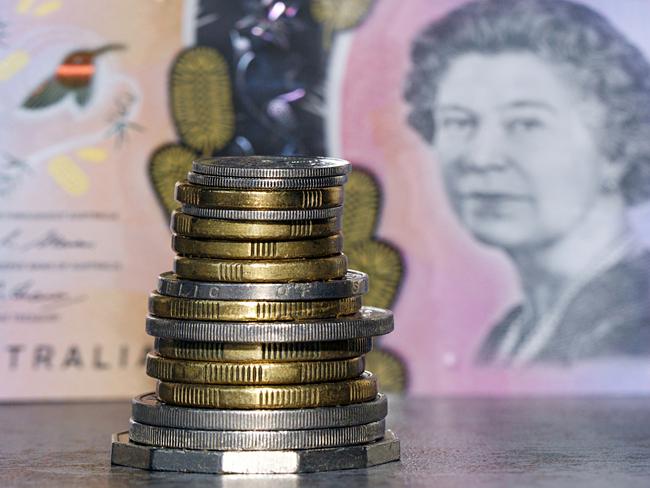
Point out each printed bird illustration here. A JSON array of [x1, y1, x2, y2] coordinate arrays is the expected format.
[[22, 43, 125, 109]]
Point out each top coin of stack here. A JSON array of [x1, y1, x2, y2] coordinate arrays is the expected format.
[[111, 155, 399, 474]]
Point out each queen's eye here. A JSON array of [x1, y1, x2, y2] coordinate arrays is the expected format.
[[505, 117, 544, 133], [440, 117, 476, 131]]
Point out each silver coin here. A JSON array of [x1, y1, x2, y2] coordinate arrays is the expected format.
[[153, 337, 373, 362], [192, 156, 351, 178], [187, 171, 348, 189], [145, 306, 394, 343], [156, 270, 369, 300], [132, 392, 387, 430], [128, 419, 386, 451], [180, 204, 343, 221], [111, 429, 400, 474]]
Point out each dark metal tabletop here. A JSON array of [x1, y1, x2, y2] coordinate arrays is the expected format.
[[1, 395, 650, 487]]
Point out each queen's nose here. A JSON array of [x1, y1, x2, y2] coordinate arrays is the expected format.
[[461, 121, 508, 172]]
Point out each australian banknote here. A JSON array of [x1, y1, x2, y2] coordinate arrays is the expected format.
[[3, 0, 650, 399], [0, 0, 196, 400]]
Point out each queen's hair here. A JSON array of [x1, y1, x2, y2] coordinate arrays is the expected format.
[[404, 0, 650, 205]]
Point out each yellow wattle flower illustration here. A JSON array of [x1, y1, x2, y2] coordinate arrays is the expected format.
[[171, 47, 235, 157], [343, 169, 407, 392], [149, 144, 196, 214], [310, 0, 375, 49]]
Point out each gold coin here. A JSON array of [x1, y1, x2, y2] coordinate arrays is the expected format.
[[156, 371, 378, 409], [175, 181, 344, 209], [154, 337, 373, 362], [148, 293, 362, 321], [145, 353, 366, 385], [172, 234, 343, 260], [173, 254, 348, 282], [171, 211, 341, 240]]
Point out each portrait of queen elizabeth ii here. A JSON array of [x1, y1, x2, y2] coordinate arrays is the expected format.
[[404, 0, 650, 365]]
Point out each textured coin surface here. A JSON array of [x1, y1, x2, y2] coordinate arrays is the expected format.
[[156, 270, 367, 300], [171, 211, 341, 240], [128, 419, 385, 451], [172, 234, 343, 260], [187, 172, 348, 190], [175, 181, 344, 208], [173, 254, 348, 282], [145, 353, 366, 385], [131, 392, 387, 430], [156, 371, 378, 409], [145, 307, 394, 342], [111, 430, 400, 474], [148, 293, 362, 321], [191, 155, 351, 178], [180, 204, 343, 221], [154, 337, 372, 362]]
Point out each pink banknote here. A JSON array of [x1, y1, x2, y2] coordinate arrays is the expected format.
[[3, 0, 650, 399], [336, 0, 650, 394]]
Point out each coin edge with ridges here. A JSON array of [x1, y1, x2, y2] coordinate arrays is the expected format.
[[131, 392, 387, 430], [128, 418, 386, 451], [171, 234, 344, 260], [145, 306, 394, 342], [180, 204, 343, 221], [175, 183, 345, 209], [156, 269, 368, 300], [171, 211, 342, 240], [187, 172, 348, 189], [148, 293, 362, 322], [191, 156, 351, 178], [145, 353, 366, 385], [155, 372, 378, 409], [153, 337, 373, 362]]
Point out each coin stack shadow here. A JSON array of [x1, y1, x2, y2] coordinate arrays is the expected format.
[[111, 156, 400, 474]]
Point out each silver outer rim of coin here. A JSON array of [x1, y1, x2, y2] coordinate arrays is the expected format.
[[191, 156, 351, 178], [111, 430, 400, 474], [145, 306, 394, 342], [180, 204, 343, 221], [156, 270, 369, 300], [187, 172, 348, 189], [128, 419, 386, 451], [131, 392, 387, 430]]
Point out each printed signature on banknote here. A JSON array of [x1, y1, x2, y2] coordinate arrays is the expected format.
[[0, 279, 86, 309], [0, 228, 95, 251]]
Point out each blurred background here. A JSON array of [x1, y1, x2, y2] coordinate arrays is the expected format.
[[2, 0, 650, 401]]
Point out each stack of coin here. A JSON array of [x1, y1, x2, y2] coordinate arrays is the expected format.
[[111, 156, 400, 474]]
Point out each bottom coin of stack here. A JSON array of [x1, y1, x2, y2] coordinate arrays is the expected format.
[[112, 386, 400, 473]]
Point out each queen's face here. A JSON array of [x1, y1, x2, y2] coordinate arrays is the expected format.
[[433, 52, 610, 250]]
